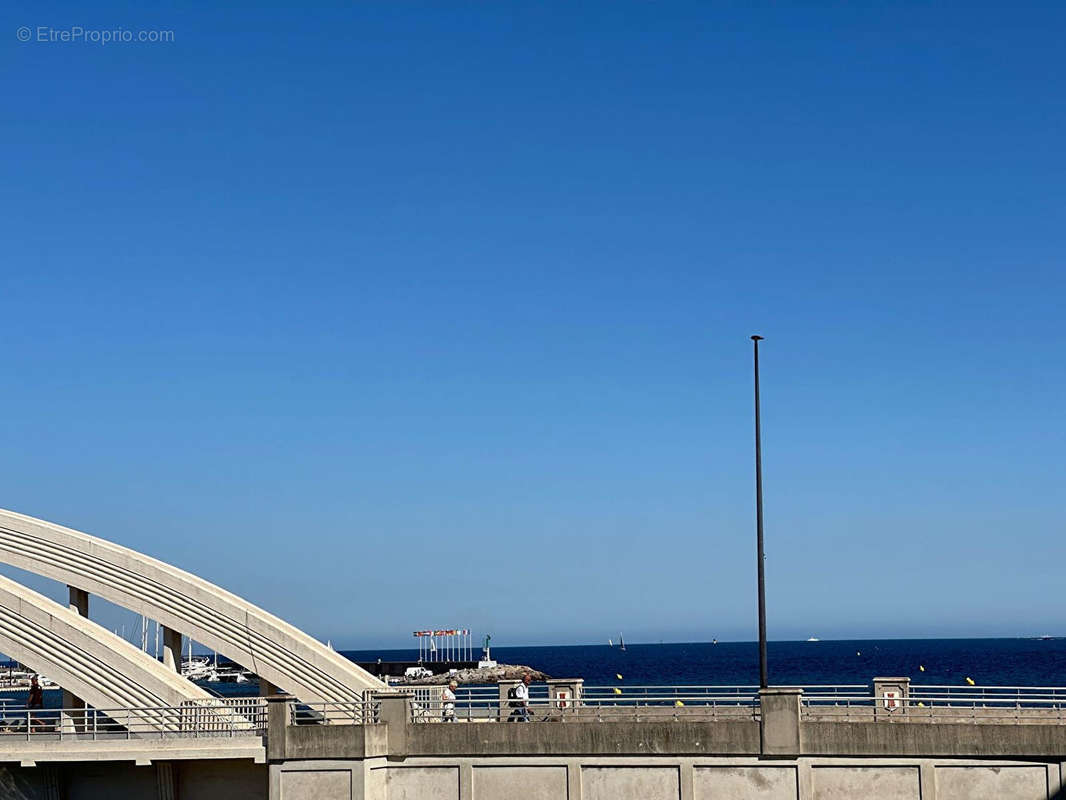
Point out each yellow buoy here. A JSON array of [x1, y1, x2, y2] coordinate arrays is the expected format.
[[616, 674, 623, 680], [917, 702, 925, 707], [965, 677, 975, 686], [919, 665, 925, 672], [674, 700, 685, 707], [613, 687, 622, 695]]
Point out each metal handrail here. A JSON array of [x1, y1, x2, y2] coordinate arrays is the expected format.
[[800, 692, 1066, 725], [412, 697, 761, 723], [291, 699, 381, 726], [0, 699, 267, 740]]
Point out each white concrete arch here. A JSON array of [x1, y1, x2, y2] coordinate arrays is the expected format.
[[0, 509, 386, 703], [0, 573, 212, 715]]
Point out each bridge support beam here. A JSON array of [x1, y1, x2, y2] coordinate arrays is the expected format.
[[61, 586, 90, 733], [162, 626, 183, 672]]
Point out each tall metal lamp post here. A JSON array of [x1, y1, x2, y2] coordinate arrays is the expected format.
[[751, 335, 768, 690]]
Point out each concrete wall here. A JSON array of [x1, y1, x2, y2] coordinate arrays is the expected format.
[[804, 721, 1066, 758], [1, 741, 1062, 800], [8, 701, 1066, 799], [268, 755, 1066, 800], [264, 703, 1066, 799]]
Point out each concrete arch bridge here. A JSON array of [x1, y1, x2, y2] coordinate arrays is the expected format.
[[0, 508, 385, 714]]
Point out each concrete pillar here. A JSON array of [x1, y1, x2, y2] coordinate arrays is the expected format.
[[265, 695, 292, 761], [919, 761, 937, 800], [872, 676, 911, 720], [62, 586, 90, 733], [680, 760, 694, 800], [459, 762, 473, 800], [68, 586, 89, 616], [161, 626, 182, 672], [375, 692, 412, 760], [566, 761, 583, 800], [759, 687, 802, 757], [546, 678, 584, 716]]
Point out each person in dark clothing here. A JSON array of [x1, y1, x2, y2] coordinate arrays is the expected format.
[[27, 676, 43, 709], [26, 675, 45, 732]]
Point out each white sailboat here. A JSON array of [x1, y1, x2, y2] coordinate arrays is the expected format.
[[619, 633, 626, 652]]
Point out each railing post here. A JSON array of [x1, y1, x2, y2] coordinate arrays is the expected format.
[[546, 679, 583, 718], [872, 677, 910, 720], [498, 679, 520, 722], [265, 695, 292, 761], [375, 692, 411, 760], [759, 688, 802, 758]]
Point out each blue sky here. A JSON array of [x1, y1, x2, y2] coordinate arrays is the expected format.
[[2, 1, 1064, 649]]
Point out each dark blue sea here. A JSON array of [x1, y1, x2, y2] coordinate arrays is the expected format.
[[344, 638, 1066, 688], [15, 638, 1066, 710]]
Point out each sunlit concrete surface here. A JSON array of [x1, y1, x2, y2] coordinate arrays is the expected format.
[[0, 509, 385, 703]]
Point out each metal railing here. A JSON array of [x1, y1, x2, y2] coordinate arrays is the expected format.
[[291, 699, 381, 726], [802, 685, 1066, 725], [397, 682, 1066, 726], [410, 684, 778, 723], [0, 698, 267, 740]]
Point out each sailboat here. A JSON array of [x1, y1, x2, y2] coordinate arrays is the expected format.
[[619, 633, 626, 652], [608, 638, 613, 647]]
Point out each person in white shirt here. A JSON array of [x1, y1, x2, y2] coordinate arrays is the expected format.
[[509, 674, 532, 722], [442, 681, 457, 722]]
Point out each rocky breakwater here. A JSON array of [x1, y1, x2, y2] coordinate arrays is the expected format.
[[399, 664, 550, 686]]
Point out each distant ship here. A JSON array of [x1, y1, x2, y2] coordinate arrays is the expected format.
[[806, 637, 820, 642]]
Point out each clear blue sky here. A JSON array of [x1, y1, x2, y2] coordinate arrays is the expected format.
[[2, 1, 1064, 649]]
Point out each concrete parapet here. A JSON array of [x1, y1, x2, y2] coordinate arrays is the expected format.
[[804, 720, 1066, 758], [760, 687, 802, 757], [407, 719, 761, 757]]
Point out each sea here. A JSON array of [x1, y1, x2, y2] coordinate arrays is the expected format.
[[340, 638, 1066, 688], [14, 638, 1066, 710]]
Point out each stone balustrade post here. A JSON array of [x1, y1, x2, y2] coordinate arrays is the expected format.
[[873, 676, 911, 720], [375, 692, 412, 760], [546, 678, 584, 716], [759, 687, 802, 757], [265, 695, 293, 761]]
